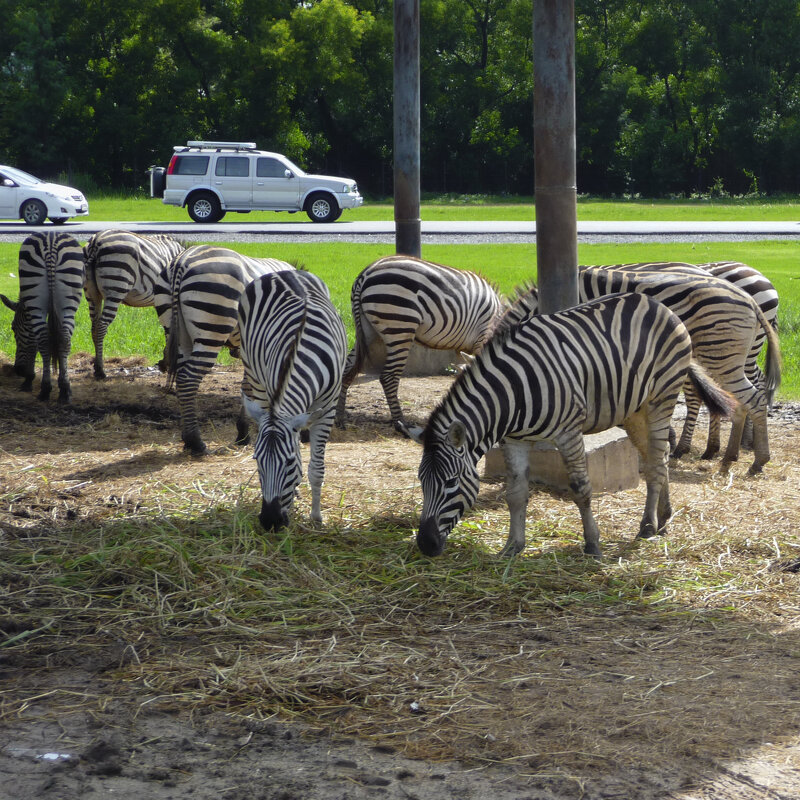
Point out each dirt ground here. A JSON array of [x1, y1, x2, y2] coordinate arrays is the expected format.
[[2, 352, 800, 800]]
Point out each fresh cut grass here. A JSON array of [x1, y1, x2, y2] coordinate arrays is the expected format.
[[1, 239, 798, 397]]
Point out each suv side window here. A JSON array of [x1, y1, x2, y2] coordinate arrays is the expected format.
[[174, 156, 210, 175], [215, 157, 250, 177], [257, 158, 287, 178]]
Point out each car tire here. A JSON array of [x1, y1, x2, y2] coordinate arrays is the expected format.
[[187, 192, 224, 223], [21, 199, 47, 225], [49, 217, 68, 225], [306, 192, 339, 223]]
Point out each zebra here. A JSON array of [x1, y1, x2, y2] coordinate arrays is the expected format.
[[578, 262, 780, 469], [83, 229, 185, 379], [0, 232, 85, 403], [414, 292, 736, 558], [239, 270, 348, 530], [163, 245, 295, 455], [335, 255, 506, 434]]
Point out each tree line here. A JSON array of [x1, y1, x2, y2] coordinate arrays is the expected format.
[[2, 0, 799, 198]]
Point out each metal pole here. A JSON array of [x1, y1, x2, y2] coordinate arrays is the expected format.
[[533, 0, 577, 314], [394, 0, 421, 258]]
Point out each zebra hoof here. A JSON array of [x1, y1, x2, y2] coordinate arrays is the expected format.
[[583, 542, 602, 558], [183, 438, 207, 457], [94, 370, 107, 380]]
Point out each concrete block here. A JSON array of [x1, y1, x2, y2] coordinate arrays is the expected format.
[[483, 427, 640, 493], [363, 336, 464, 376]]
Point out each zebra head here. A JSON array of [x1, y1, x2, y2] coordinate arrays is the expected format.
[[244, 394, 305, 532], [1, 294, 32, 375], [415, 419, 480, 556]]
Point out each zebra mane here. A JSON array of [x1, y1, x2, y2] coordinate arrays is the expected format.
[[269, 293, 309, 414], [489, 281, 540, 340]]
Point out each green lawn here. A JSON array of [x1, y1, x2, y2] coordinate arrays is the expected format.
[[1, 234, 798, 398]]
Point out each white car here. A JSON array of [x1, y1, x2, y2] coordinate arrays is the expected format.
[[0, 165, 89, 225], [150, 141, 363, 223]]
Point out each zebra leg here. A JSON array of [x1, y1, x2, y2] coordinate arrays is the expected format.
[[235, 375, 252, 446], [379, 333, 415, 433], [672, 380, 702, 458], [553, 430, 602, 557], [306, 410, 336, 524], [624, 408, 672, 539], [17, 343, 36, 393], [92, 298, 123, 380], [334, 347, 357, 429], [499, 439, 531, 556], [176, 353, 216, 455], [704, 414, 722, 459]]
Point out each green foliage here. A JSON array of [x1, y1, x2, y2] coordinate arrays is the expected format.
[[5, 1, 800, 196]]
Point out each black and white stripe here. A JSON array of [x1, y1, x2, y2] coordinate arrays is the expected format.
[[577, 263, 781, 472], [163, 245, 295, 454], [238, 270, 347, 530], [0, 232, 84, 403], [83, 230, 185, 379], [415, 293, 735, 558], [336, 255, 505, 433]]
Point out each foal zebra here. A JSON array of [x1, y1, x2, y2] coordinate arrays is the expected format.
[[239, 270, 347, 530], [415, 293, 735, 558], [0, 232, 84, 403], [83, 230, 185, 379], [577, 262, 780, 472], [335, 255, 505, 433], [163, 245, 295, 455]]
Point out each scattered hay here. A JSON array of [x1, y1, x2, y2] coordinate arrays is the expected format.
[[1, 354, 799, 783]]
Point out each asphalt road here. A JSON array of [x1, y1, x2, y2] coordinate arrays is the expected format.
[[2, 218, 800, 244]]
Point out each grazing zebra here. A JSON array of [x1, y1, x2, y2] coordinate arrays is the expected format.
[[239, 270, 347, 530], [83, 230, 185, 379], [414, 293, 736, 558], [580, 262, 781, 468], [0, 232, 84, 403], [335, 255, 505, 434], [163, 245, 295, 455]]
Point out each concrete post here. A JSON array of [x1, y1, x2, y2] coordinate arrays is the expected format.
[[533, 0, 578, 314], [393, 0, 422, 258]]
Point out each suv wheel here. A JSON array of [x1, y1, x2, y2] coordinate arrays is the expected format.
[[21, 199, 47, 225], [187, 192, 225, 223], [306, 192, 339, 223]]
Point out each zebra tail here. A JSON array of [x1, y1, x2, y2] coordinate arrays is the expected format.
[[755, 301, 782, 396], [47, 265, 62, 375], [164, 276, 183, 392], [342, 280, 368, 384], [686, 361, 738, 419]]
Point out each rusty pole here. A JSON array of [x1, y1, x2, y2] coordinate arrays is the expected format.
[[394, 0, 422, 257], [533, 0, 577, 314]]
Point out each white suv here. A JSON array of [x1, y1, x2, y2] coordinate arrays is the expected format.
[[0, 165, 89, 225], [150, 141, 363, 223]]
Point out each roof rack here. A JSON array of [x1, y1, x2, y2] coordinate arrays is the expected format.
[[184, 141, 258, 151]]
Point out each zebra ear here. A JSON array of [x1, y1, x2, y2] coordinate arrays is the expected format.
[[242, 392, 265, 423], [447, 421, 467, 449], [0, 294, 18, 312], [290, 412, 311, 431], [402, 423, 425, 444]]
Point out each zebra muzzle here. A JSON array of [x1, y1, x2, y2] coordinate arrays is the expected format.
[[259, 498, 289, 532], [417, 518, 446, 557]]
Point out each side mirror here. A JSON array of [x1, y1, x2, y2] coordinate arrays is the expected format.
[[284, 169, 293, 179], [2, 178, 14, 188]]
